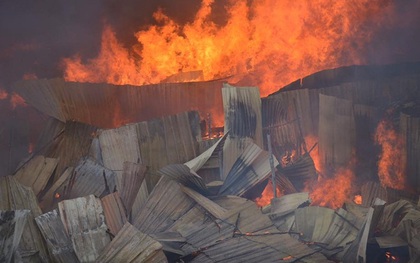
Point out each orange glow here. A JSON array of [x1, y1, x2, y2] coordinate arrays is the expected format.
[[308, 167, 355, 209], [28, 142, 35, 154], [0, 88, 8, 100], [23, 73, 38, 80], [374, 119, 405, 190], [282, 256, 293, 261], [353, 195, 362, 205], [10, 93, 27, 109], [63, 0, 394, 96], [255, 181, 281, 207], [54, 192, 61, 199], [305, 135, 322, 171]]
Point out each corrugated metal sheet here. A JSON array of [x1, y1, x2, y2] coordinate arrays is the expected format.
[[132, 178, 196, 234], [58, 195, 111, 262], [35, 209, 79, 263], [400, 112, 420, 192], [37, 119, 98, 181], [318, 94, 355, 169], [57, 158, 116, 199], [160, 164, 207, 193], [184, 133, 228, 173], [294, 206, 364, 253], [96, 223, 167, 263], [165, 193, 332, 262], [13, 78, 225, 128], [0, 176, 50, 262], [0, 210, 29, 263], [278, 153, 317, 191], [219, 141, 279, 197], [14, 155, 58, 195], [39, 167, 74, 211], [101, 192, 127, 236], [222, 84, 263, 148], [99, 111, 202, 189], [117, 162, 148, 218]]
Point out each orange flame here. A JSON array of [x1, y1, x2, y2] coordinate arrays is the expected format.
[[10, 93, 27, 109], [305, 135, 322, 172], [374, 119, 405, 190], [353, 195, 362, 205], [28, 142, 35, 154], [255, 180, 281, 207], [308, 167, 355, 209], [63, 0, 394, 96], [0, 88, 8, 100]]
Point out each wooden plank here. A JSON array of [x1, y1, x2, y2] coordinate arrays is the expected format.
[[101, 192, 127, 236], [96, 222, 167, 263], [58, 195, 111, 262], [35, 209, 79, 263], [0, 210, 29, 263], [14, 155, 58, 195]]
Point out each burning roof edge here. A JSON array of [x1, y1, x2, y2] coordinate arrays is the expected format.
[[269, 61, 420, 96]]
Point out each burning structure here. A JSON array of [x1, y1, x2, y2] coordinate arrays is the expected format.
[[1, 0, 420, 262]]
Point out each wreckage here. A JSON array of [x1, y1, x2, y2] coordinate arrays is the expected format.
[[1, 63, 420, 262]]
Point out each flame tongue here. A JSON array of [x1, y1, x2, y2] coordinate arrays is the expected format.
[[63, 0, 394, 96]]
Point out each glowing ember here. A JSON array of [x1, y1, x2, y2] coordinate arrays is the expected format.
[[23, 73, 38, 80], [281, 256, 293, 261], [308, 167, 355, 209], [10, 93, 27, 109], [353, 195, 362, 205], [0, 88, 8, 100], [255, 181, 281, 207], [305, 135, 322, 172], [54, 192, 61, 199], [374, 119, 405, 190], [64, 0, 394, 96], [28, 142, 35, 154]]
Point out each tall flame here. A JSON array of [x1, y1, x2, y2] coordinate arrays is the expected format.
[[309, 167, 355, 209], [374, 119, 405, 190], [63, 0, 394, 96]]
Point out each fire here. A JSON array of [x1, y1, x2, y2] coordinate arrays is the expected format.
[[28, 142, 35, 154], [308, 167, 355, 209], [0, 88, 7, 100], [305, 135, 322, 172], [374, 119, 405, 190], [255, 180, 281, 207], [353, 195, 362, 205], [54, 192, 61, 199], [63, 0, 394, 96], [10, 93, 27, 109]]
